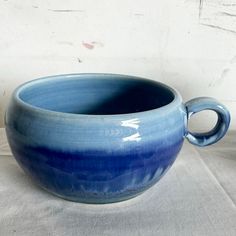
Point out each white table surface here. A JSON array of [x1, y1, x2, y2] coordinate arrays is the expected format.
[[0, 128, 236, 236]]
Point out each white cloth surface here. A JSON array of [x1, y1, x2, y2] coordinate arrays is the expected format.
[[0, 128, 236, 236]]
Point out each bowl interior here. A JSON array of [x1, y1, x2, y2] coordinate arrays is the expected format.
[[18, 74, 175, 115]]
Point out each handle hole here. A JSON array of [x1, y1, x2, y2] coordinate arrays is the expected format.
[[188, 110, 218, 134]]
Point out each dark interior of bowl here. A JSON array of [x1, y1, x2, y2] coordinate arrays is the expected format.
[[18, 75, 175, 115]]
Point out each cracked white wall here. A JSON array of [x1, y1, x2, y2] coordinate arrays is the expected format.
[[0, 0, 235, 130]]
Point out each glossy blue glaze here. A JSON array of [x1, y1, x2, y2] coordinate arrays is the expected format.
[[5, 74, 230, 203], [185, 97, 230, 146]]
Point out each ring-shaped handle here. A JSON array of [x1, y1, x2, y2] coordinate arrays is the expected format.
[[185, 97, 230, 147]]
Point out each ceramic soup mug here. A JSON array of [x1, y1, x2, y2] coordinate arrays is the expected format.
[[5, 74, 230, 203]]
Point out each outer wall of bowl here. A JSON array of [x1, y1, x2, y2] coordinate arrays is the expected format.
[[5, 74, 187, 203]]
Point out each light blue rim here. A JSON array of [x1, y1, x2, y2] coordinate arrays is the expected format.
[[13, 73, 182, 120]]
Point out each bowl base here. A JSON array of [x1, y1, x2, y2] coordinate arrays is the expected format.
[[40, 185, 147, 204]]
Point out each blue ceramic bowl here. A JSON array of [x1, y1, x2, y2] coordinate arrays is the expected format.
[[5, 74, 230, 203]]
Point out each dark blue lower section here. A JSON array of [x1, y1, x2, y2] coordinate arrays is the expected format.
[[8, 137, 183, 203]]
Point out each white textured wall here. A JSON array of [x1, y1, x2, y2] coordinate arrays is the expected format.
[[0, 0, 235, 130]]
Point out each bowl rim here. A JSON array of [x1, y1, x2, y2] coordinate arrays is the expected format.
[[12, 73, 183, 119]]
